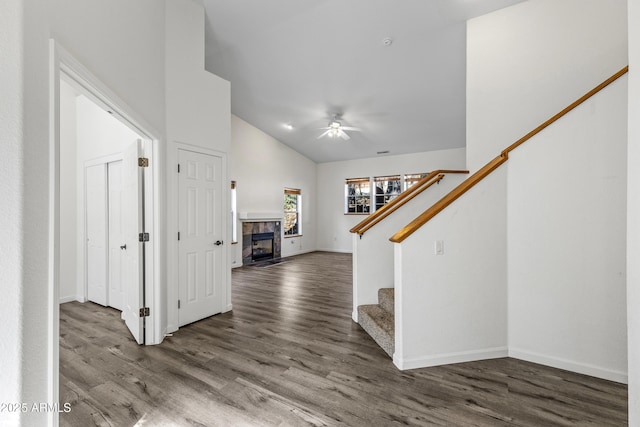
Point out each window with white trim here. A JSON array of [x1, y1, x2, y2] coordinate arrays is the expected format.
[[231, 181, 237, 243], [284, 188, 302, 236], [345, 173, 429, 214], [345, 178, 371, 214]]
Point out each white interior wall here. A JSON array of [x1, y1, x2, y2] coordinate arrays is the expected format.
[[627, 0, 640, 422], [316, 148, 466, 253], [230, 115, 317, 265], [0, 0, 50, 423], [0, 4, 25, 418], [165, 0, 232, 333], [165, 0, 230, 152], [467, 0, 628, 172], [50, 0, 166, 134], [508, 78, 628, 383], [394, 168, 508, 370], [467, 0, 629, 383], [59, 80, 79, 302]]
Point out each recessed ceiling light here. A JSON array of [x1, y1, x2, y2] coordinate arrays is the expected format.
[[284, 124, 294, 130], [382, 37, 393, 47]]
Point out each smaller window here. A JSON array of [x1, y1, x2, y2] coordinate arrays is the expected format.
[[345, 178, 371, 214], [374, 175, 402, 210], [231, 181, 237, 243], [404, 173, 429, 191], [284, 188, 302, 236]]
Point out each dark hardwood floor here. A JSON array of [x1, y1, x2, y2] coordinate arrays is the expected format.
[[60, 251, 628, 426]]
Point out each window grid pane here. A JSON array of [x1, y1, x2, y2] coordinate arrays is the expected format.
[[284, 190, 301, 235], [404, 173, 429, 190], [345, 178, 371, 213], [374, 175, 402, 210]]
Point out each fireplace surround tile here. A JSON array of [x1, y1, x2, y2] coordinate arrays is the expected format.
[[242, 221, 281, 265]]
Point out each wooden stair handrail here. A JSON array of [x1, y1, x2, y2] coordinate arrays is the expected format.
[[357, 174, 444, 236], [502, 66, 629, 157], [350, 171, 440, 234], [390, 65, 629, 244], [349, 170, 469, 235]]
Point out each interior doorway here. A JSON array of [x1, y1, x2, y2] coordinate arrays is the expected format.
[[49, 42, 162, 424], [59, 76, 152, 344], [54, 51, 160, 348]]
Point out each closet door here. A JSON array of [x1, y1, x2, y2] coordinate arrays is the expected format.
[[86, 163, 108, 306], [108, 160, 124, 311]]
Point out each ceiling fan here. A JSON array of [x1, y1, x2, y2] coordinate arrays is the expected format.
[[317, 116, 360, 140]]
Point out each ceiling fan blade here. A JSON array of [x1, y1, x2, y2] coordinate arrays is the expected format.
[[317, 129, 332, 139], [341, 126, 361, 132], [339, 130, 351, 140]]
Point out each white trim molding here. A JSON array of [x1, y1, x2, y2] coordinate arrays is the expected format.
[[393, 347, 509, 371], [509, 348, 628, 384]]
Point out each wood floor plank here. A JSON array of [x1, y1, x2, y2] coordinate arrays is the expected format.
[[60, 251, 627, 426]]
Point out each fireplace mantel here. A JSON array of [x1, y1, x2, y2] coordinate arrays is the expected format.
[[239, 212, 283, 221]]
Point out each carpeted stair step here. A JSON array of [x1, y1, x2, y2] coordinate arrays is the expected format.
[[358, 304, 395, 357], [378, 288, 394, 315]]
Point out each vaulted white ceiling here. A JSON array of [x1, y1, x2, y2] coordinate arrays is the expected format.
[[203, 0, 524, 163]]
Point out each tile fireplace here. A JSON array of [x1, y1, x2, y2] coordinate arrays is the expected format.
[[242, 221, 281, 265]]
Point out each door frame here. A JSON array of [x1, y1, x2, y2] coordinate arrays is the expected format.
[[166, 142, 231, 334], [49, 40, 163, 424]]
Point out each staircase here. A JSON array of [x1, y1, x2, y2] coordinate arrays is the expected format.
[[357, 288, 395, 357]]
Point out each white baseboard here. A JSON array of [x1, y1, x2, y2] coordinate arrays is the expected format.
[[315, 248, 353, 254], [59, 295, 76, 304], [59, 295, 85, 304], [509, 348, 628, 384], [393, 347, 508, 371], [352, 310, 358, 323], [283, 249, 316, 257], [224, 304, 233, 313]]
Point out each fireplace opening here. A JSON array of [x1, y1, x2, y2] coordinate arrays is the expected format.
[[252, 232, 274, 261]]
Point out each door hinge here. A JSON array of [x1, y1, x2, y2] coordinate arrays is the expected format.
[[178, 231, 180, 241], [139, 307, 150, 317], [178, 300, 181, 309], [138, 157, 149, 167], [139, 232, 150, 242], [177, 163, 180, 173]]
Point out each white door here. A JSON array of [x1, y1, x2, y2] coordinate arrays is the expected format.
[[121, 140, 144, 344], [178, 149, 224, 326], [86, 163, 108, 306], [108, 160, 124, 311]]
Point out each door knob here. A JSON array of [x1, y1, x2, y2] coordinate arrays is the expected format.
[[214, 240, 224, 246], [120, 244, 127, 250]]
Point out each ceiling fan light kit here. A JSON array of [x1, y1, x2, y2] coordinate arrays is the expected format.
[[317, 116, 361, 141]]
